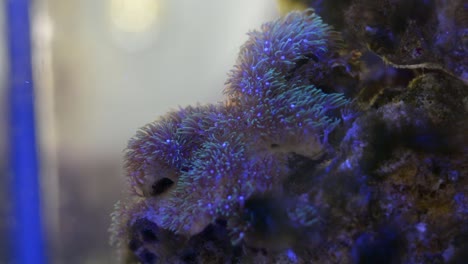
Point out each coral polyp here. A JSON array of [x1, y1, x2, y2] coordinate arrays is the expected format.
[[225, 9, 348, 155], [225, 9, 339, 100]]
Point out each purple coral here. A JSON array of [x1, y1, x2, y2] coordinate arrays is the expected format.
[[225, 10, 347, 155], [124, 104, 229, 196], [112, 9, 349, 263], [225, 9, 340, 100]]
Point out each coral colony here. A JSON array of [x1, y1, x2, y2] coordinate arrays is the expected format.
[[111, 3, 467, 264]]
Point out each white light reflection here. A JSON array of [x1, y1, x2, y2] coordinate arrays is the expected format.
[[109, 0, 160, 33], [108, 0, 162, 51], [31, 3, 60, 258]]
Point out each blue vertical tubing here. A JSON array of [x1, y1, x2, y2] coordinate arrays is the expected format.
[[5, 0, 46, 263]]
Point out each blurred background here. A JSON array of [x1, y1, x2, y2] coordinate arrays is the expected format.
[[1, 1, 279, 263]]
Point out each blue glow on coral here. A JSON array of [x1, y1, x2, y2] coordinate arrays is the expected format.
[[287, 249, 298, 262]]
